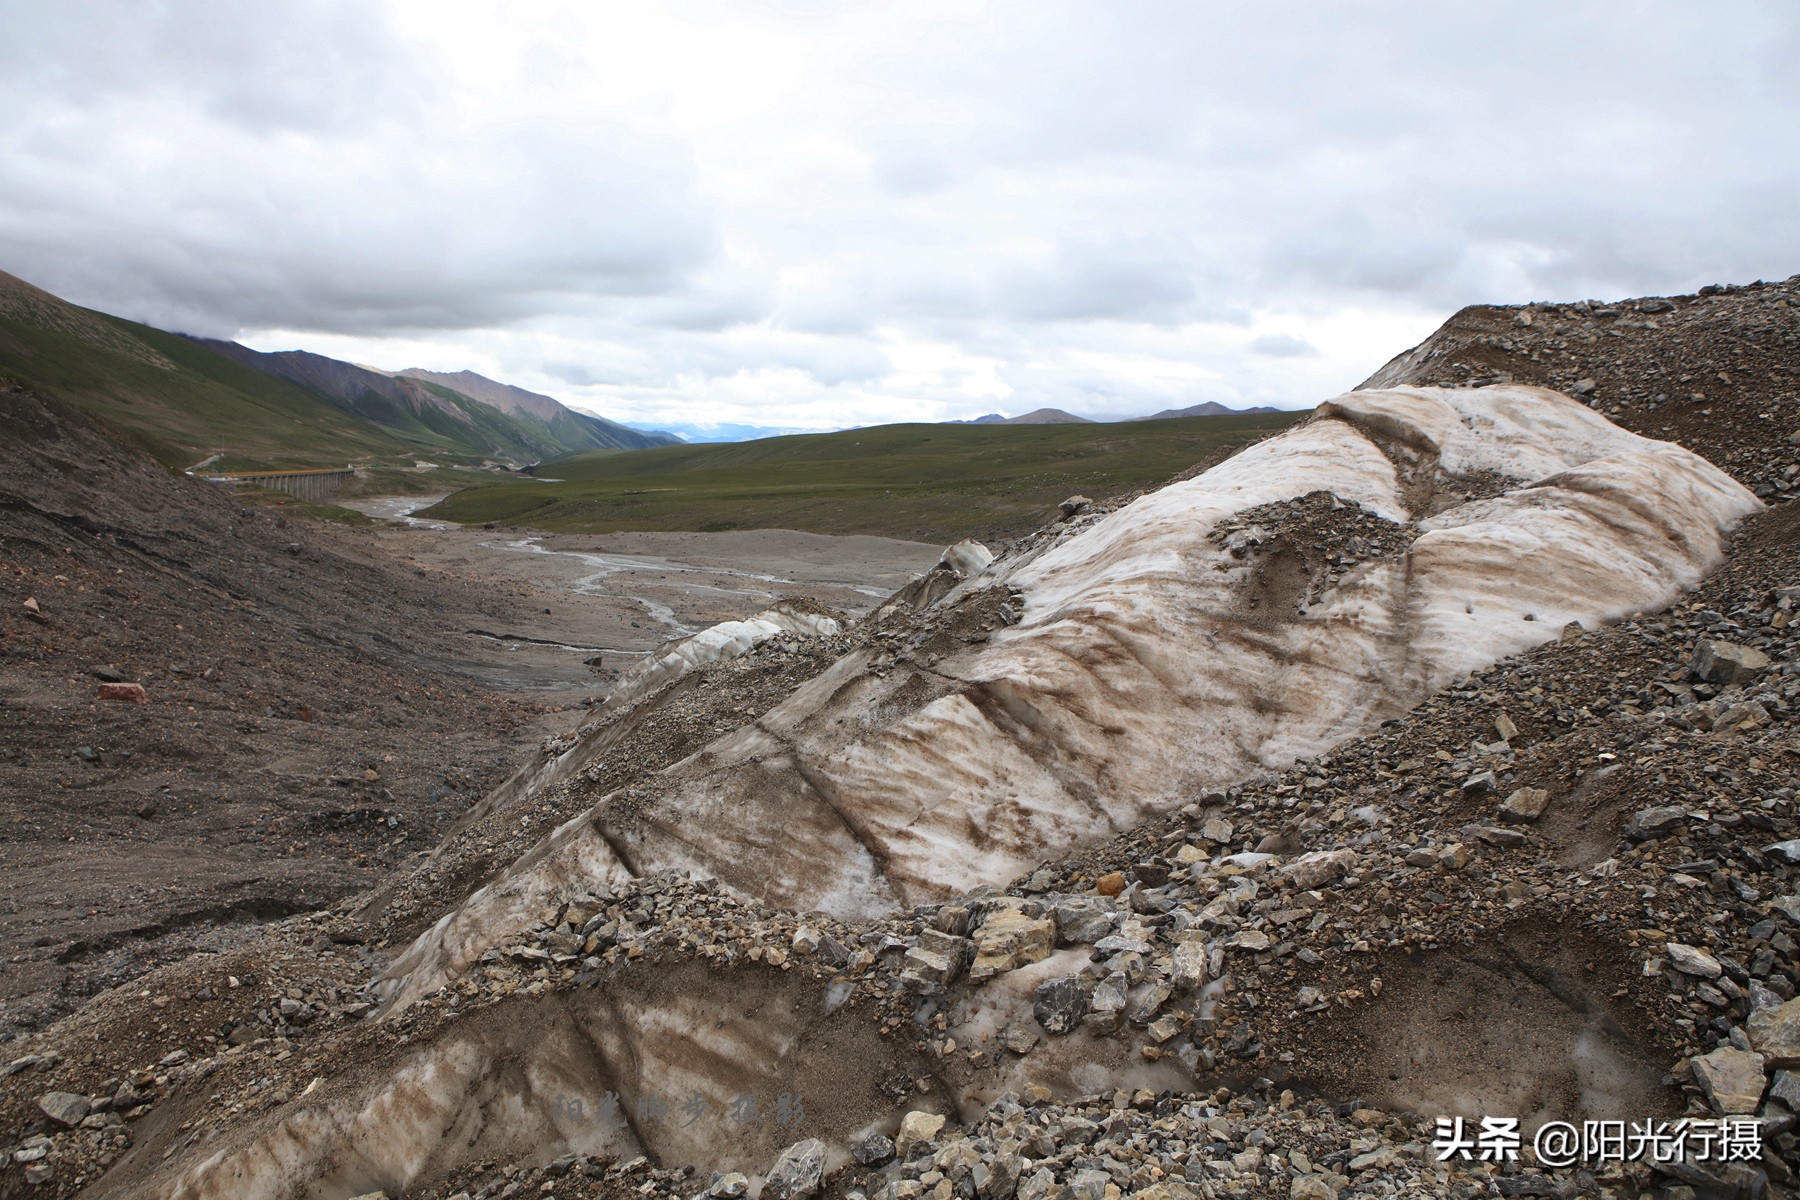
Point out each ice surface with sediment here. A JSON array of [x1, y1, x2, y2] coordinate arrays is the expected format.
[[380, 385, 1759, 1009], [603, 601, 843, 710]]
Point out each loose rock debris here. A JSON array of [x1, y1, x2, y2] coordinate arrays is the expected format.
[[7, 279, 1800, 1199]]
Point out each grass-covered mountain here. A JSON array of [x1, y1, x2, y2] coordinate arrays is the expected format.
[[426, 409, 1305, 542], [0, 268, 421, 469], [0, 266, 669, 471], [187, 339, 670, 464], [394, 367, 672, 452]]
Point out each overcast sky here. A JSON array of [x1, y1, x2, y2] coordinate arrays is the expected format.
[[2, 2, 1795, 432]]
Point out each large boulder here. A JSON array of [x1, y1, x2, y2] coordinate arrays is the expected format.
[[37, 1091, 89, 1127], [1498, 787, 1551, 823], [1034, 975, 1093, 1035], [900, 929, 973, 994], [1691, 1047, 1766, 1114], [895, 1110, 946, 1157], [1053, 896, 1118, 945], [1280, 849, 1356, 889], [970, 907, 1056, 979], [1170, 936, 1210, 991], [1748, 997, 1800, 1068], [1691, 639, 1771, 685], [762, 1138, 826, 1200], [1624, 806, 1688, 842], [1665, 943, 1722, 979]]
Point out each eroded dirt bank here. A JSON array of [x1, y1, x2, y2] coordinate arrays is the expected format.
[[0, 389, 938, 1042]]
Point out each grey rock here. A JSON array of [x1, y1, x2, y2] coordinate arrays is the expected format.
[[978, 1152, 1025, 1199], [1169, 938, 1209, 991], [1129, 981, 1174, 1025], [1769, 1069, 1800, 1111], [1052, 896, 1117, 945], [1084, 971, 1129, 1034], [1765, 839, 1800, 865], [901, 930, 973, 994], [1000, 1022, 1038, 1055], [1692, 639, 1772, 686], [1624, 805, 1688, 841], [1692, 1047, 1766, 1115], [1498, 787, 1551, 823], [1017, 1168, 1056, 1200], [1666, 943, 1723, 979], [1033, 975, 1093, 1035], [896, 1110, 946, 1156], [1460, 770, 1497, 795], [1093, 932, 1154, 955], [852, 1131, 896, 1167], [38, 1091, 90, 1127], [1747, 997, 1800, 1067], [1279, 849, 1355, 889], [1068, 1169, 1111, 1200], [763, 1138, 826, 1200]]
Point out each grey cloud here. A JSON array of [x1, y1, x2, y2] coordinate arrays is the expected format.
[[1249, 334, 1318, 358], [0, 99, 716, 337], [1, 1, 1796, 431], [0, 0, 435, 134], [0, 1, 720, 339], [999, 239, 1197, 323]]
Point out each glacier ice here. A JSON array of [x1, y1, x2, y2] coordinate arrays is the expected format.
[[377, 385, 1759, 1008]]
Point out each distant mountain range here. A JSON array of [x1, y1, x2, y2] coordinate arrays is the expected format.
[[187, 339, 673, 461], [1128, 401, 1281, 420], [958, 401, 1281, 425], [958, 407, 1096, 425], [395, 368, 664, 452], [0, 266, 672, 470]]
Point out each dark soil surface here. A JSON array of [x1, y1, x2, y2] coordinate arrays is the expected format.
[[0, 386, 572, 1038]]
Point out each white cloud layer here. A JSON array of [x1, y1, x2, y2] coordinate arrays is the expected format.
[[2, 0, 1795, 429]]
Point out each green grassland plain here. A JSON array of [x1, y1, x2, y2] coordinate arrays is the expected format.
[[426, 411, 1307, 544]]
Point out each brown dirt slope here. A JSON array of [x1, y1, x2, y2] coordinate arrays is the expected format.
[[0, 386, 546, 1038]]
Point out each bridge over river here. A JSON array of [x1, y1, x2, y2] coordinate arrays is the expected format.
[[200, 467, 356, 502]]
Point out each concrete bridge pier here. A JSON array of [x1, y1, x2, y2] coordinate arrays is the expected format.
[[201, 468, 356, 502]]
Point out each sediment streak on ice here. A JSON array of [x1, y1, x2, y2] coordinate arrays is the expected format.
[[380, 386, 1759, 1009]]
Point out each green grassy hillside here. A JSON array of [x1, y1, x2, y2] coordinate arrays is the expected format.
[[425, 411, 1307, 543], [0, 270, 425, 470], [0, 268, 655, 474]]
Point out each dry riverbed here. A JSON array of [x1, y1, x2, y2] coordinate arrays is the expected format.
[[341, 496, 943, 700]]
